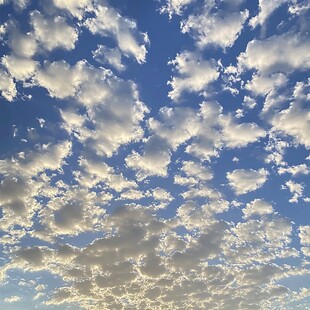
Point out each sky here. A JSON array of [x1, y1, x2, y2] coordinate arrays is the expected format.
[[0, 0, 309, 309]]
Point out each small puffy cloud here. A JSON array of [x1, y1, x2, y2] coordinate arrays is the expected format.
[[0, 68, 17, 101], [160, 0, 194, 18], [299, 226, 310, 256], [168, 51, 219, 101], [180, 160, 213, 181], [243, 199, 274, 219], [151, 187, 173, 202], [239, 32, 310, 75], [272, 103, 310, 148], [278, 164, 309, 176], [6, 141, 72, 176], [249, 0, 287, 28], [243, 96, 257, 109], [245, 73, 288, 96], [92, 45, 125, 71], [2, 54, 37, 80], [36, 60, 148, 157], [220, 114, 266, 148], [126, 136, 172, 180], [227, 168, 269, 195], [52, 0, 91, 19], [7, 26, 37, 58], [284, 180, 304, 203], [77, 156, 137, 192], [4, 296, 22, 303], [148, 106, 201, 150], [181, 186, 221, 200], [181, 4, 248, 48], [35, 60, 79, 98], [119, 189, 144, 200], [269, 79, 310, 148], [84, 3, 149, 63], [30, 11, 78, 51]]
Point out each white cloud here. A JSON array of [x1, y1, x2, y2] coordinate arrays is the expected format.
[[125, 136, 172, 180], [299, 226, 310, 256], [52, 0, 91, 19], [160, 0, 194, 18], [0, 68, 17, 101], [220, 114, 266, 148], [181, 4, 248, 48], [92, 45, 125, 71], [180, 160, 213, 181], [35, 61, 80, 99], [271, 101, 310, 148], [245, 73, 288, 96], [151, 187, 173, 202], [284, 180, 304, 203], [269, 79, 310, 148], [119, 189, 144, 200], [243, 199, 274, 219], [0, 141, 71, 231], [4, 296, 22, 303], [249, 0, 287, 28], [239, 32, 310, 75], [148, 106, 201, 150], [2, 54, 37, 80], [278, 164, 309, 176], [243, 96, 257, 109], [84, 3, 149, 63], [227, 168, 269, 195], [36, 60, 148, 156], [7, 26, 37, 58], [168, 51, 219, 101], [30, 11, 78, 51]]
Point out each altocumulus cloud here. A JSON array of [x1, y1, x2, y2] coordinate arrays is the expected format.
[[0, 0, 309, 309]]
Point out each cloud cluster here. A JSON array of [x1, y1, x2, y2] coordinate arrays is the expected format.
[[0, 0, 309, 309]]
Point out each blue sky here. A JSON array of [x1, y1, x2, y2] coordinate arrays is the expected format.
[[0, 0, 309, 309]]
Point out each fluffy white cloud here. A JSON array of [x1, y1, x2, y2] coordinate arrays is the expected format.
[[245, 72, 288, 96], [84, 3, 149, 63], [35, 60, 148, 156], [7, 26, 37, 58], [284, 180, 304, 203], [0, 141, 71, 231], [52, 0, 91, 19], [168, 51, 219, 101], [126, 136, 172, 180], [220, 114, 266, 148], [278, 164, 309, 176], [249, 0, 287, 28], [2, 54, 37, 80], [299, 226, 310, 256], [180, 160, 213, 181], [92, 45, 125, 71], [35, 60, 79, 98], [181, 3, 248, 48], [271, 101, 310, 148], [239, 32, 310, 75], [160, 0, 194, 17], [243, 199, 274, 219], [0, 68, 16, 101], [227, 168, 269, 195], [30, 11, 78, 51]]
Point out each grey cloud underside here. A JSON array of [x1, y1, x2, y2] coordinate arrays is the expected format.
[[0, 0, 309, 309]]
